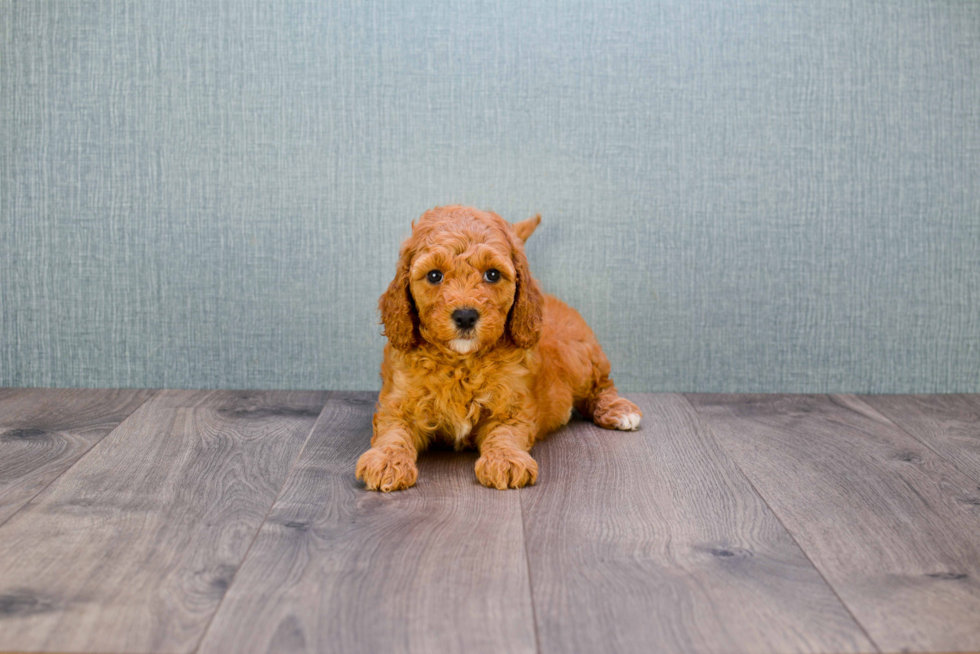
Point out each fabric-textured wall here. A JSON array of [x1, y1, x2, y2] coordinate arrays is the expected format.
[[2, 1, 978, 392]]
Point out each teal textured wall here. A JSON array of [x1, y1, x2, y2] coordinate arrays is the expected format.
[[1, 1, 978, 392]]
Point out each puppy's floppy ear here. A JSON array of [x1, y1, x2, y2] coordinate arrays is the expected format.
[[506, 233, 544, 348], [378, 242, 420, 350], [512, 214, 541, 243]]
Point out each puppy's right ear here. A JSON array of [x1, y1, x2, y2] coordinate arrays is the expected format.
[[512, 214, 541, 243], [378, 243, 420, 350]]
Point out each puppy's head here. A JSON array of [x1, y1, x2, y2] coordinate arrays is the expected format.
[[379, 206, 543, 354]]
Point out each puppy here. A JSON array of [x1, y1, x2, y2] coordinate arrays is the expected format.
[[356, 205, 641, 491]]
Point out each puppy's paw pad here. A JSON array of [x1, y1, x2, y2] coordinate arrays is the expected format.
[[616, 412, 642, 431], [475, 449, 538, 490], [356, 447, 418, 492]]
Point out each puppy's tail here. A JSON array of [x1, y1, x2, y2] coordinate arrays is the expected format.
[[512, 214, 541, 243]]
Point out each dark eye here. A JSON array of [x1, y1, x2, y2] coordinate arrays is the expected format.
[[483, 269, 501, 283], [426, 270, 443, 284]]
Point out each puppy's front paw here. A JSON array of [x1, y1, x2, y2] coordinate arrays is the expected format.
[[356, 446, 418, 492], [594, 398, 643, 431], [475, 448, 538, 490]]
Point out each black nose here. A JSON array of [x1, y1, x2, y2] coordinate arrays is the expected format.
[[452, 308, 479, 330]]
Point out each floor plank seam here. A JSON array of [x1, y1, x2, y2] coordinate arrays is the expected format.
[[518, 486, 543, 654], [0, 389, 159, 533], [854, 395, 980, 487], [679, 393, 884, 654], [190, 390, 334, 654]]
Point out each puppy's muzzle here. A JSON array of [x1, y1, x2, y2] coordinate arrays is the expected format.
[[452, 308, 479, 331]]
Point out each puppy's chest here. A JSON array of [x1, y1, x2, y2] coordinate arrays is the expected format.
[[412, 363, 518, 447]]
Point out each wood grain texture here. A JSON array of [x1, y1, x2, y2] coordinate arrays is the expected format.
[[0, 388, 155, 525], [687, 393, 980, 654], [0, 389, 327, 654], [520, 393, 874, 654], [862, 394, 980, 484], [198, 392, 536, 654]]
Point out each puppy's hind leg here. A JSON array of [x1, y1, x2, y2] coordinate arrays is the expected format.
[[576, 348, 642, 431]]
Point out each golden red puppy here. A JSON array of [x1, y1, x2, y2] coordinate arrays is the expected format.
[[356, 205, 641, 491]]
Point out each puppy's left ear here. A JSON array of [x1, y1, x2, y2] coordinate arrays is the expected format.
[[506, 234, 544, 348], [512, 214, 541, 243]]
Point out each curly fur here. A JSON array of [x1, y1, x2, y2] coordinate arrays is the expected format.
[[358, 205, 641, 491]]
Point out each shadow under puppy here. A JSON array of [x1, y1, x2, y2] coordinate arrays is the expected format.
[[357, 205, 641, 491]]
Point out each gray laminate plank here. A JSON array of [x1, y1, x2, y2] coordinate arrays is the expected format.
[[197, 392, 536, 654], [686, 393, 980, 654], [521, 393, 874, 654], [0, 389, 328, 654], [862, 394, 980, 485], [0, 387, 155, 525]]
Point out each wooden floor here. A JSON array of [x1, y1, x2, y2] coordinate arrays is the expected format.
[[0, 390, 978, 654]]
